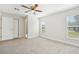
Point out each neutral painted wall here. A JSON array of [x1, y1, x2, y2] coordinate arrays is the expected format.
[[39, 7, 79, 47], [28, 13, 39, 38], [0, 13, 1, 40], [0, 19, 1, 40]]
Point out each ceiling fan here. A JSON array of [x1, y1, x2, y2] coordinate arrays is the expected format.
[[21, 4, 43, 14]]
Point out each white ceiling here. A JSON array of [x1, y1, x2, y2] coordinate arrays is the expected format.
[[0, 4, 78, 18]]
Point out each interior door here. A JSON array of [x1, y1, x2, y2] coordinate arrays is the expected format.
[[2, 16, 14, 40]]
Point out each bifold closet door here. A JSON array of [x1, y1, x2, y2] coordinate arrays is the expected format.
[[2, 16, 14, 40], [13, 18, 19, 38]]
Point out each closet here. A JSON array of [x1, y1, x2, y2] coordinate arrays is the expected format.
[[0, 13, 26, 41]]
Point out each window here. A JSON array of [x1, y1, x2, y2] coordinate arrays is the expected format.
[[67, 15, 79, 39]]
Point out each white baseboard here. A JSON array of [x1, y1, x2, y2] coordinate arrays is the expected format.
[[28, 35, 39, 39], [40, 35, 79, 48]]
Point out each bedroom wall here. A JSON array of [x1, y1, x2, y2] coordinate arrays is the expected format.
[[39, 7, 79, 47], [0, 13, 2, 40], [28, 13, 39, 38]]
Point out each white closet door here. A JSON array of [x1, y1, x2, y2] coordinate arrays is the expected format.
[[2, 16, 14, 40], [13, 18, 19, 38]]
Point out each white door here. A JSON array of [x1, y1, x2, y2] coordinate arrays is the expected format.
[[13, 18, 19, 38], [2, 16, 14, 40]]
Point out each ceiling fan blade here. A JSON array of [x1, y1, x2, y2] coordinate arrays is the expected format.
[[21, 5, 30, 9], [25, 10, 31, 13], [34, 4, 38, 7], [35, 10, 43, 12], [32, 4, 38, 10]]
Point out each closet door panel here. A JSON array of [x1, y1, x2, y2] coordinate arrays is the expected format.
[[2, 17, 6, 40], [13, 18, 19, 38], [2, 16, 14, 40], [19, 19, 25, 38]]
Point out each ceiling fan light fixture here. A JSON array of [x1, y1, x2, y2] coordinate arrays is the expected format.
[[21, 4, 43, 15], [31, 10, 36, 14]]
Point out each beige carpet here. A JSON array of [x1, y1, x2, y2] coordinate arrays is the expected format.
[[0, 37, 79, 54]]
